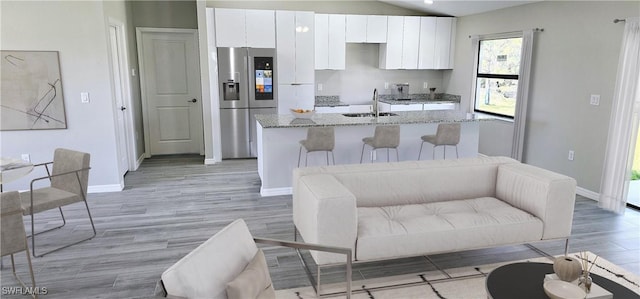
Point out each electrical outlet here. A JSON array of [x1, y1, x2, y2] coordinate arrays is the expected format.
[[317, 83, 323, 91], [568, 150, 575, 161], [81, 92, 90, 103], [131, 68, 136, 77], [590, 94, 600, 106], [21, 154, 30, 162], [423, 82, 428, 89], [384, 82, 389, 90]]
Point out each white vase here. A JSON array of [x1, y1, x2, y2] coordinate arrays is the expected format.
[[553, 256, 583, 282]]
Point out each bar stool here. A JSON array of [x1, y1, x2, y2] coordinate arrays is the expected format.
[[418, 123, 461, 160], [298, 127, 335, 167], [360, 125, 400, 163]]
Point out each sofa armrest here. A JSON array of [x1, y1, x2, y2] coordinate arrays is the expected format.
[[496, 163, 577, 240], [293, 174, 357, 265]]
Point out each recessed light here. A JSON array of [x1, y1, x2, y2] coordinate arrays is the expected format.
[[424, 0, 433, 4]]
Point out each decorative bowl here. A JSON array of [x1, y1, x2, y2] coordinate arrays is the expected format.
[[290, 109, 315, 119], [543, 280, 586, 299]]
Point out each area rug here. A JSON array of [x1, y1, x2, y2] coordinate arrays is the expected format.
[[275, 252, 640, 298]]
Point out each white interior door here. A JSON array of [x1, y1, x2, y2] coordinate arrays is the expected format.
[[138, 28, 203, 155], [108, 25, 130, 178]]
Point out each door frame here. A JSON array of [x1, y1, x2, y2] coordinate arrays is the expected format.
[[107, 18, 137, 175], [136, 27, 204, 158]]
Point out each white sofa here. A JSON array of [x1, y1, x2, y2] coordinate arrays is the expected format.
[[293, 156, 577, 265]]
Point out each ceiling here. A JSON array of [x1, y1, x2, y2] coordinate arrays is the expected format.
[[379, 0, 541, 17]]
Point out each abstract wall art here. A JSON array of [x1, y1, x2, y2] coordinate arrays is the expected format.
[[1, 51, 67, 130]]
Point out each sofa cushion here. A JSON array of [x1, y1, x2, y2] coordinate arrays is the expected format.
[[334, 157, 517, 207], [356, 197, 543, 261], [226, 249, 275, 299]]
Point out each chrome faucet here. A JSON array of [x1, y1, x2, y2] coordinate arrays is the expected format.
[[372, 88, 379, 118]]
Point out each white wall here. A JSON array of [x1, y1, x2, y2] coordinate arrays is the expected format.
[[444, 1, 640, 193], [1, 1, 121, 192], [316, 44, 445, 104]]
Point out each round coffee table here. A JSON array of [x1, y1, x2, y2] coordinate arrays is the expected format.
[[486, 262, 640, 298]]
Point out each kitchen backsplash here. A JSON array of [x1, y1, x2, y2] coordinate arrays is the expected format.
[[315, 43, 446, 105]]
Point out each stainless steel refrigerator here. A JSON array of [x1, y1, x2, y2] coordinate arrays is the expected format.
[[217, 47, 277, 158]]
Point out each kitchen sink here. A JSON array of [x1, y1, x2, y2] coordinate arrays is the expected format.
[[342, 112, 398, 117]]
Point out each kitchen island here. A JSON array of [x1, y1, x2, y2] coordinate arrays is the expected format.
[[255, 110, 495, 196]]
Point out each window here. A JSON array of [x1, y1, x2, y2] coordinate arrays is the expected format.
[[474, 37, 523, 118]]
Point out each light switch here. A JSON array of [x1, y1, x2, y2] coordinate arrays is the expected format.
[[590, 94, 600, 106], [81, 92, 90, 103], [131, 68, 136, 77]]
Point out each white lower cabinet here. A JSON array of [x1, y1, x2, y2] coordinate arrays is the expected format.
[[314, 106, 350, 113], [379, 102, 457, 112], [423, 103, 457, 110], [390, 103, 423, 111]]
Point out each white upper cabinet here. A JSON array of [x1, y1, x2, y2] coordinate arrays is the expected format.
[[418, 16, 456, 69], [346, 15, 387, 43], [418, 17, 437, 69], [214, 8, 275, 48], [245, 10, 276, 48], [295, 12, 315, 83], [434, 17, 456, 69], [315, 14, 346, 70], [214, 8, 246, 47], [379, 16, 403, 69], [314, 14, 329, 70], [366, 15, 388, 43], [379, 16, 419, 69], [276, 10, 314, 84], [401, 16, 420, 69], [345, 15, 367, 42]]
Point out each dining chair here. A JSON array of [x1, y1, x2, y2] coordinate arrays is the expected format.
[[20, 148, 96, 257], [1, 191, 38, 298]]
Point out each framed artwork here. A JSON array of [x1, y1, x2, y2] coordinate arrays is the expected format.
[[1, 50, 67, 130]]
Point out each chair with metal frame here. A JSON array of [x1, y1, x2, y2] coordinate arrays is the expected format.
[[1, 191, 38, 299], [360, 125, 401, 163], [158, 219, 352, 299], [418, 123, 461, 160], [19, 148, 96, 257], [298, 127, 335, 167]]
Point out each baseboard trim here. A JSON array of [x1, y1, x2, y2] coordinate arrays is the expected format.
[[135, 154, 145, 170], [204, 158, 219, 165], [260, 187, 292, 197], [88, 184, 123, 193], [576, 187, 599, 201]]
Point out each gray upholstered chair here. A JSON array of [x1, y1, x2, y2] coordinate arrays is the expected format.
[[20, 148, 96, 257], [360, 125, 400, 163], [298, 127, 335, 167], [418, 123, 461, 160], [1, 191, 37, 298]]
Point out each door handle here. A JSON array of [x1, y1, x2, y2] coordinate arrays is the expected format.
[[188, 99, 197, 103], [120, 106, 126, 111]]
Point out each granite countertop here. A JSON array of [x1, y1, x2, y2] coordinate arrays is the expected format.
[[255, 110, 496, 129], [379, 93, 461, 105], [315, 96, 348, 107]]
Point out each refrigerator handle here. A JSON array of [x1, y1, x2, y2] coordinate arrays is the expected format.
[[247, 53, 256, 104]]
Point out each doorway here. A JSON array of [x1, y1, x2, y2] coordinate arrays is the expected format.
[[136, 28, 204, 156], [107, 18, 136, 186]]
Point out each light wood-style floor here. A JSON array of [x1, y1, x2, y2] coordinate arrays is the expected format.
[[2, 155, 639, 298]]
